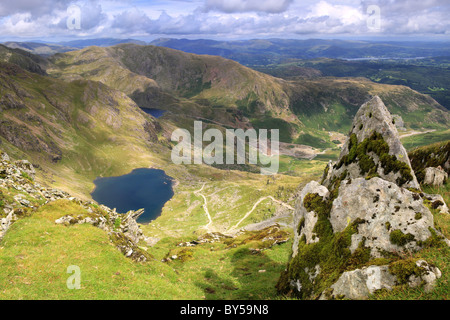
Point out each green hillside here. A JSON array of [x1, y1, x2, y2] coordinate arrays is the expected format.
[[48, 45, 450, 147], [0, 61, 162, 199]]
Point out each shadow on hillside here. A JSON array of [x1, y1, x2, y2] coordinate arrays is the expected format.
[[194, 246, 287, 300]]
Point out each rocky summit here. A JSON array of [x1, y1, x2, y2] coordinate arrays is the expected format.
[[277, 96, 450, 300], [322, 96, 420, 190]]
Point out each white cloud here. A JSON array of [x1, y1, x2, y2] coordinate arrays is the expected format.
[[0, 0, 449, 40], [204, 0, 294, 13], [0, 0, 73, 18]]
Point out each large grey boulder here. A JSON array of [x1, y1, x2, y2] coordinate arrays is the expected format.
[[323, 260, 441, 300], [424, 167, 448, 186]]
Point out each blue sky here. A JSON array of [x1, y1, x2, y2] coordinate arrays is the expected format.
[[0, 0, 449, 41]]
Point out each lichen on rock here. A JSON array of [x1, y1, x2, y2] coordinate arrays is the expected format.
[[277, 96, 449, 300]]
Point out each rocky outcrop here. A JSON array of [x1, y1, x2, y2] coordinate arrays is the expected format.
[[322, 96, 420, 190], [55, 207, 153, 262], [1, 150, 69, 238], [277, 96, 449, 300], [423, 167, 448, 187], [0, 149, 152, 262], [330, 177, 441, 257], [13, 160, 36, 180], [323, 260, 441, 300]]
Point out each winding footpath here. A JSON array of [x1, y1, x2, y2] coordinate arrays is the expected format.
[[194, 182, 295, 233], [194, 183, 213, 231], [229, 196, 294, 232], [399, 129, 436, 139]]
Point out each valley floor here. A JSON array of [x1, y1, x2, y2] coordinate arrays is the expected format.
[[1, 132, 449, 300]]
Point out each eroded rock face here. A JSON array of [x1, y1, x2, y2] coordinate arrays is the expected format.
[[278, 96, 449, 300], [14, 160, 36, 180], [330, 177, 436, 258], [292, 181, 329, 257]]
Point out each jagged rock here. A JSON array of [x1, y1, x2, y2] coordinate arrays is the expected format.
[[324, 96, 420, 190], [423, 167, 448, 186], [320, 160, 334, 184], [14, 160, 36, 180], [278, 96, 449, 300], [0, 151, 10, 162], [121, 209, 145, 243]]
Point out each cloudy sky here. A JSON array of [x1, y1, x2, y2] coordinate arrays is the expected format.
[[0, 0, 449, 41]]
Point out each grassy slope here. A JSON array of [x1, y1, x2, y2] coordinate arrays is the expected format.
[[0, 44, 48, 75], [1, 164, 448, 300], [142, 169, 315, 239], [0, 199, 291, 300], [285, 77, 450, 148], [254, 57, 450, 110], [0, 200, 196, 299], [402, 130, 450, 151]]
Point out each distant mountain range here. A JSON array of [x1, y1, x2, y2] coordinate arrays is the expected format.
[[3, 38, 146, 56], [149, 38, 450, 66], [4, 38, 450, 63]]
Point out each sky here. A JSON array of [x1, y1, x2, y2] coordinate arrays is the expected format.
[[0, 0, 449, 42]]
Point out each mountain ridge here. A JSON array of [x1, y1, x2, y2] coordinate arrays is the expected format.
[[0, 60, 163, 199], [47, 43, 450, 146]]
